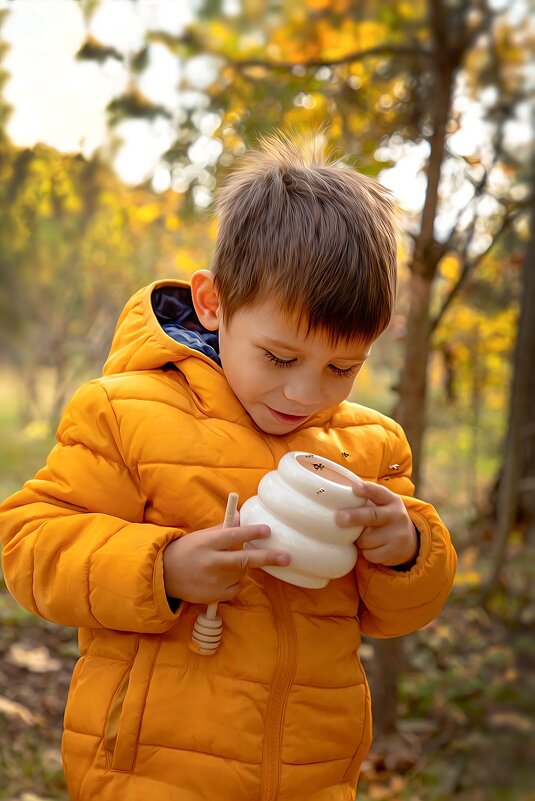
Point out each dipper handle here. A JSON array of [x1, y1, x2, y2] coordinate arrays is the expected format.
[[190, 492, 239, 655]]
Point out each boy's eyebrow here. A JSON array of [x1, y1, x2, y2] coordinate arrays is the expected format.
[[262, 337, 370, 361], [262, 337, 302, 352], [331, 352, 370, 363]]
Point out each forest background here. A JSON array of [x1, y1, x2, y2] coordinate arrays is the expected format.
[[0, 1, 534, 800]]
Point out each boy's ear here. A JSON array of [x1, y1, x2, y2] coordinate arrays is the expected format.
[[191, 270, 221, 331]]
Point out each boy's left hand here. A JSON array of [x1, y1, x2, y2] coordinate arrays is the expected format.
[[336, 480, 419, 568]]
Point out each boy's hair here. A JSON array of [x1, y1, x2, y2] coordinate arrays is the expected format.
[[211, 131, 398, 344]]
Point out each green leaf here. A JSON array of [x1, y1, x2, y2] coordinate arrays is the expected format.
[[76, 36, 124, 64], [107, 91, 172, 125]]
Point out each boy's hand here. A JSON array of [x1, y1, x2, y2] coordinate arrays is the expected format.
[[336, 480, 419, 568], [163, 519, 290, 604]]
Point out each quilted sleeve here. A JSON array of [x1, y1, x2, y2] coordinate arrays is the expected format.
[[0, 381, 183, 633], [355, 422, 457, 638]]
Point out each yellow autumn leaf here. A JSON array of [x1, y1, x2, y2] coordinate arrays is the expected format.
[[454, 569, 482, 588], [165, 215, 180, 231], [328, 115, 344, 141], [207, 218, 219, 240], [459, 545, 479, 567], [440, 255, 461, 281], [132, 204, 161, 225], [358, 19, 387, 46], [23, 420, 51, 441], [205, 20, 236, 51], [174, 249, 200, 276], [399, 0, 424, 19], [64, 193, 83, 214], [316, 18, 379, 61], [306, 0, 333, 10]]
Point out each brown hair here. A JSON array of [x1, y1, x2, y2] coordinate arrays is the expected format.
[[212, 131, 398, 343]]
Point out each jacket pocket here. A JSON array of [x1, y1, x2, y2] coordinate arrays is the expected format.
[[104, 636, 161, 772]]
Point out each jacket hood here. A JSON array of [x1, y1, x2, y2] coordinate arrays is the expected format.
[[103, 280, 222, 377]]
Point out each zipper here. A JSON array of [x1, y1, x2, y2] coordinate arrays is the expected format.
[[277, 434, 292, 455], [266, 433, 292, 462], [260, 574, 298, 801]]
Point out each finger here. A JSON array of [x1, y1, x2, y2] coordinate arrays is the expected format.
[[212, 524, 271, 550], [359, 544, 394, 564], [356, 527, 389, 551], [221, 547, 291, 571], [337, 503, 390, 528], [351, 480, 396, 506]]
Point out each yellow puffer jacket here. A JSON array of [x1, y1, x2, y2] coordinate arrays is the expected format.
[[1, 280, 456, 801]]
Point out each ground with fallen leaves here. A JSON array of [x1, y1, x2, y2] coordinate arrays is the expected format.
[[0, 597, 74, 801], [0, 576, 534, 801]]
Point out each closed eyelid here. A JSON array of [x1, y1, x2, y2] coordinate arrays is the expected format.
[[329, 364, 361, 377], [264, 350, 297, 366], [263, 344, 365, 374]]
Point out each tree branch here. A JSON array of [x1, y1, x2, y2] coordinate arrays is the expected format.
[[226, 43, 435, 72], [430, 202, 529, 333], [430, 10, 526, 334], [435, 110, 506, 263]]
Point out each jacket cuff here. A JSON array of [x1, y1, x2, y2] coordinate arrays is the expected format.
[[153, 537, 184, 623]]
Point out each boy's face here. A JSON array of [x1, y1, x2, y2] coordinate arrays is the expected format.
[[217, 301, 371, 435]]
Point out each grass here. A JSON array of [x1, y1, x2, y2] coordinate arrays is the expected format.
[[0, 370, 57, 499]]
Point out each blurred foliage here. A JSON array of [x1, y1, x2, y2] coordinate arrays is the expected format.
[[0, 140, 216, 421], [72, 0, 532, 496]]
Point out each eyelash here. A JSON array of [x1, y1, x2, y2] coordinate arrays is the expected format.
[[264, 351, 359, 378], [330, 364, 359, 378], [265, 351, 296, 368]]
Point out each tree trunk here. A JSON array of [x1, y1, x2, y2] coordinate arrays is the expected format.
[[483, 187, 535, 600], [394, 51, 455, 485], [392, 273, 433, 486], [369, 638, 406, 738], [373, 3, 456, 735]]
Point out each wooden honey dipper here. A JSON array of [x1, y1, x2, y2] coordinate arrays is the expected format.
[[190, 492, 239, 656]]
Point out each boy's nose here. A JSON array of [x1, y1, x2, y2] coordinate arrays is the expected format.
[[282, 378, 324, 407]]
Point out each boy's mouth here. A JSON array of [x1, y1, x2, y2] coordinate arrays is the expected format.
[[266, 406, 310, 425]]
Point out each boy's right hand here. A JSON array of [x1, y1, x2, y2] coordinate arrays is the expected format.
[[162, 521, 290, 604]]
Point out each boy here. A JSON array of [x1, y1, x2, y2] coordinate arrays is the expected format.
[[1, 133, 456, 801]]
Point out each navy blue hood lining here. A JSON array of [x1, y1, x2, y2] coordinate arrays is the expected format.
[[151, 286, 221, 367]]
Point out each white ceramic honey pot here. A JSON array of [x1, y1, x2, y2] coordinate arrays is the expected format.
[[240, 451, 366, 589]]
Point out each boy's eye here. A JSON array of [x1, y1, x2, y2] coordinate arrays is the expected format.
[[329, 364, 360, 378], [264, 350, 297, 368], [264, 350, 360, 377]]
